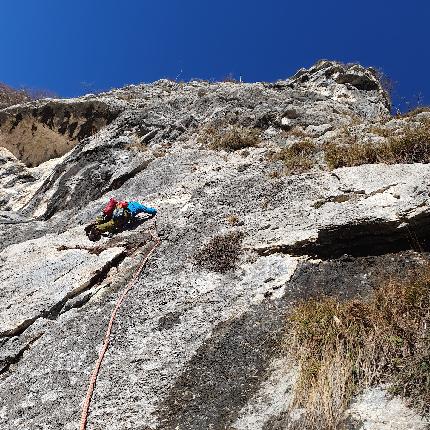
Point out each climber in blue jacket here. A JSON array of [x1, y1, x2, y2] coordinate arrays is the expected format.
[[85, 198, 157, 241], [127, 201, 157, 218]]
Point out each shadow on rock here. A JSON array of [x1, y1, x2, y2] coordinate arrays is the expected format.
[[157, 299, 287, 430]]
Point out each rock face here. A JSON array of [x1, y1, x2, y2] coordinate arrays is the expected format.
[[0, 61, 429, 429]]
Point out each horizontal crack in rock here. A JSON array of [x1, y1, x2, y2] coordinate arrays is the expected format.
[[107, 162, 149, 192], [59, 250, 127, 314], [256, 212, 430, 260], [312, 184, 398, 209]]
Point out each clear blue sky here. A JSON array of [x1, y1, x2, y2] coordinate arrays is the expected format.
[[1, 0, 429, 111]]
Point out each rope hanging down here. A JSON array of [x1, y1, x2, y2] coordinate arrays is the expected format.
[[79, 220, 161, 430]]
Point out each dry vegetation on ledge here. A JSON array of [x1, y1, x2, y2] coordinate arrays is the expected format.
[[285, 267, 430, 429], [267, 118, 430, 174], [269, 139, 317, 174], [199, 124, 260, 152], [325, 120, 430, 169]]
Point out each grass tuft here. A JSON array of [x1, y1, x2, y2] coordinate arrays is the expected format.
[[324, 142, 380, 169], [200, 125, 260, 152], [325, 121, 430, 169], [194, 231, 244, 273], [270, 140, 317, 174], [226, 214, 240, 226]]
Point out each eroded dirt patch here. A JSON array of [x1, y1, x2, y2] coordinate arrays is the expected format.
[[0, 100, 121, 167]]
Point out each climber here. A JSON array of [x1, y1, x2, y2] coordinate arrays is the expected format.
[[85, 197, 157, 241]]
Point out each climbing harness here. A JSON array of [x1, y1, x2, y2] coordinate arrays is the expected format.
[[79, 219, 161, 430]]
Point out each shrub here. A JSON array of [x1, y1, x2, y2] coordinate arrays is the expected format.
[[23, 87, 58, 100], [286, 269, 430, 429], [399, 106, 430, 118], [324, 142, 380, 169], [388, 123, 430, 163], [374, 68, 394, 106], [368, 125, 392, 138], [222, 73, 239, 83], [194, 231, 244, 273], [285, 126, 308, 138], [270, 140, 317, 174], [201, 125, 260, 152]]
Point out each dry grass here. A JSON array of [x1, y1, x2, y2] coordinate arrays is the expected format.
[[127, 134, 148, 152], [200, 124, 260, 152], [286, 269, 430, 429], [286, 126, 309, 138], [194, 231, 244, 273], [368, 125, 392, 138], [270, 140, 317, 174], [152, 148, 167, 158], [116, 92, 137, 102], [268, 170, 282, 179], [325, 120, 430, 169], [388, 122, 430, 163], [226, 214, 240, 226], [398, 107, 430, 118], [324, 142, 380, 169]]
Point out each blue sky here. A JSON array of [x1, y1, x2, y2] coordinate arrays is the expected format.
[[1, 0, 429, 111]]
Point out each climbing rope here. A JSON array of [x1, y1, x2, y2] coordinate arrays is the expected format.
[[79, 219, 161, 430]]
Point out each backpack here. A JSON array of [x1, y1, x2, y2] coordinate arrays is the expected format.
[[102, 197, 118, 217], [112, 207, 126, 220]]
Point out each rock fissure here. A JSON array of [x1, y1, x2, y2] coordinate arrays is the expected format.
[[313, 183, 400, 208], [256, 214, 430, 260], [0, 248, 127, 339], [59, 249, 128, 312], [0, 333, 43, 376]]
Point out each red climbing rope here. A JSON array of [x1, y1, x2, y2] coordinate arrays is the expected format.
[[79, 220, 161, 430]]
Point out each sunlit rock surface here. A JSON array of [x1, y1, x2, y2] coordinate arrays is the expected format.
[[0, 61, 429, 429]]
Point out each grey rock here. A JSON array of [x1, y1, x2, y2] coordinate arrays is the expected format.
[[0, 227, 125, 336], [0, 60, 428, 430], [345, 387, 429, 430], [305, 123, 333, 137]]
